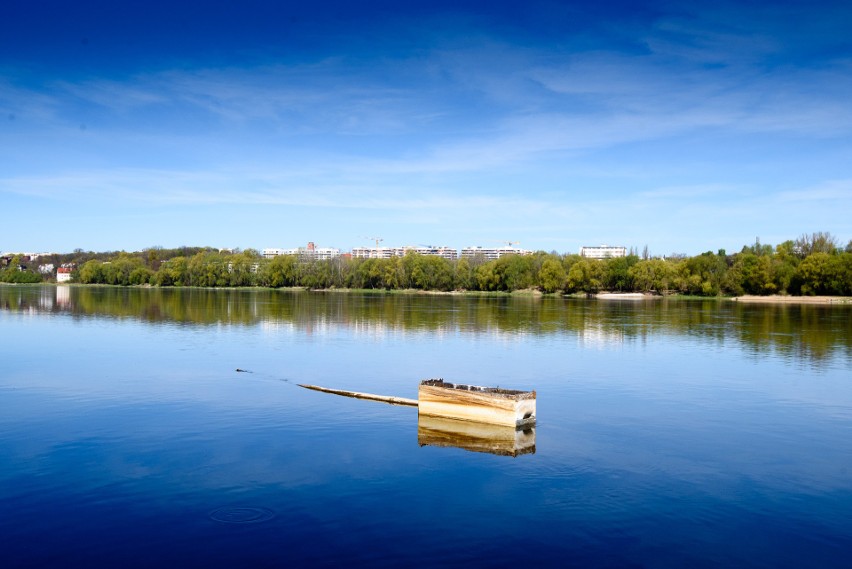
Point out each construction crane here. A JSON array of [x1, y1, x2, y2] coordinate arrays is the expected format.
[[500, 241, 520, 248], [367, 236, 384, 248]]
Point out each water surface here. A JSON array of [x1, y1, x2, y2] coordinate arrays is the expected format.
[[1, 285, 851, 567]]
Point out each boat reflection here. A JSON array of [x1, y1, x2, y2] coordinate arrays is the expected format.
[[417, 415, 536, 457]]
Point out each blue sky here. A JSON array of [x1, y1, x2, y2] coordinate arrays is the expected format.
[[2, 0, 851, 256]]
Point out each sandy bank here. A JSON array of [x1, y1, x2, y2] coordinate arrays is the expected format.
[[595, 292, 653, 300]]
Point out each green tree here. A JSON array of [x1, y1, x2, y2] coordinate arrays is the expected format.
[[769, 241, 800, 294], [475, 261, 501, 291], [227, 250, 260, 287], [538, 258, 566, 293], [78, 260, 105, 284], [566, 259, 604, 293], [628, 259, 676, 292], [494, 254, 536, 291], [259, 255, 297, 288], [603, 255, 639, 291], [676, 251, 728, 295], [454, 257, 474, 290], [155, 256, 188, 286], [729, 253, 776, 295], [834, 253, 852, 295], [129, 267, 154, 285], [796, 252, 836, 295]]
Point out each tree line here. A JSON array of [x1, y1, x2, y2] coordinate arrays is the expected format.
[[6, 233, 852, 296]]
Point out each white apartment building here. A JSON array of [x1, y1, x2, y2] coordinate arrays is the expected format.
[[579, 245, 627, 259], [399, 246, 458, 260], [351, 247, 397, 259], [263, 242, 340, 261], [262, 248, 294, 259], [460, 246, 531, 260], [351, 246, 458, 260]]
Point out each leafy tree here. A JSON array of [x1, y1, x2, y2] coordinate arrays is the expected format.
[[603, 255, 639, 291], [353, 258, 385, 289], [299, 259, 335, 289], [454, 257, 474, 290], [834, 253, 852, 295], [729, 253, 776, 295], [381, 257, 402, 290], [129, 267, 154, 285], [409, 255, 453, 291], [538, 258, 566, 293], [628, 259, 676, 292], [259, 255, 297, 288], [78, 260, 105, 284], [796, 252, 836, 295], [494, 254, 536, 291], [156, 256, 188, 286], [566, 260, 604, 293], [676, 251, 728, 295], [475, 261, 501, 291], [227, 250, 260, 287]]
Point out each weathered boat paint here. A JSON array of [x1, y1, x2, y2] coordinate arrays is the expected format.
[[418, 379, 536, 427]]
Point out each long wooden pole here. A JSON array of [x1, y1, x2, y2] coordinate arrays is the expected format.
[[298, 384, 419, 407]]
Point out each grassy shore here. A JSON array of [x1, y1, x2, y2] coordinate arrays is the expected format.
[[732, 295, 852, 304]]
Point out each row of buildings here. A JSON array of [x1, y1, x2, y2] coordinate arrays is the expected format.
[[261, 243, 533, 261], [261, 243, 628, 261]]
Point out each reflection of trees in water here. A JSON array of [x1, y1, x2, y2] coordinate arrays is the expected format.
[[2, 285, 850, 365]]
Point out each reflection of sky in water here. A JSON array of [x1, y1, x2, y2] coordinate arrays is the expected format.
[[577, 324, 624, 348], [1, 286, 851, 566]]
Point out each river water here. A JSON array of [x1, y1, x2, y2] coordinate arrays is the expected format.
[[1, 285, 851, 568]]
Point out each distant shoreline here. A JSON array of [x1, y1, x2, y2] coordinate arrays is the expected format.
[[732, 295, 852, 304], [4, 283, 851, 304]]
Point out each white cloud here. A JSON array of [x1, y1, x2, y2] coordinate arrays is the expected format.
[[778, 180, 852, 202]]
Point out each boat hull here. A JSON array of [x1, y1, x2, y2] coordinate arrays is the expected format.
[[418, 379, 536, 427]]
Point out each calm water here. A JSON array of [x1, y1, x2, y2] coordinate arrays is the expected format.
[[1, 285, 851, 568]]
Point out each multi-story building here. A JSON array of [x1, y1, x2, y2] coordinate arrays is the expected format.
[[351, 246, 458, 260], [56, 267, 73, 283], [262, 247, 293, 259], [579, 245, 627, 259], [263, 242, 340, 261], [398, 246, 458, 260], [351, 247, 397, 259], [460, 246, 531, 260], [267, 243, 533, 261]]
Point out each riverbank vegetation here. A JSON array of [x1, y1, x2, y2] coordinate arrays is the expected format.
[[14, 233, 852, 296], [0, 255, 43, 283]]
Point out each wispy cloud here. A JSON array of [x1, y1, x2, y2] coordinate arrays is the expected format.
[[2, 1, 851, 253], [779, 179, 852, 202], [4, 24, 851, 174]]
